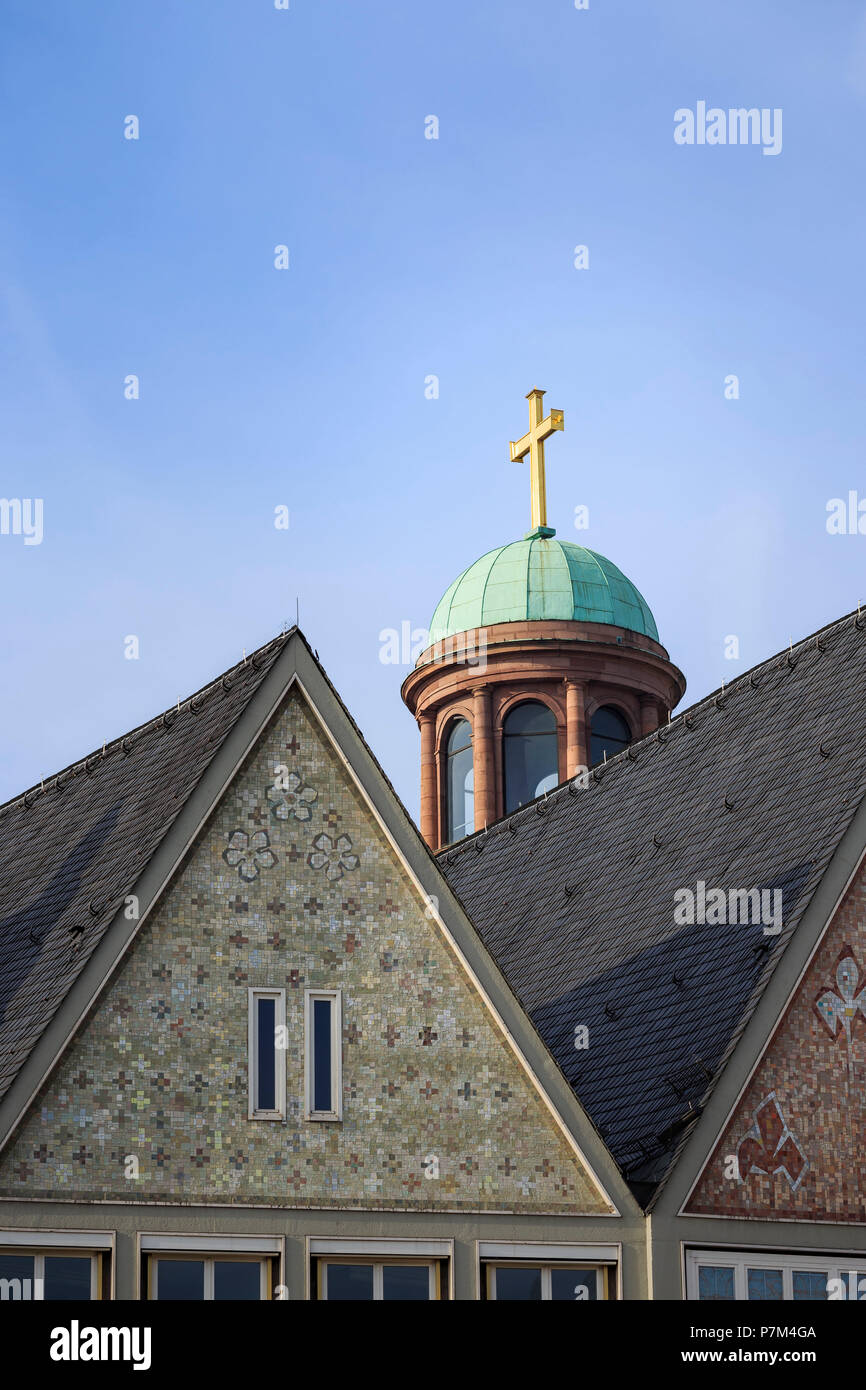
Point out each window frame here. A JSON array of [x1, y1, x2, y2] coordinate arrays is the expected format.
[[476, 1241, 619, 1301], [502, 699, 560, 813], [316, 1256, 441, 1301], [0, 1248, 102, 1301], [248, 987, 286, 1120], [685, 1248, 866, 1301], [147, 1252, 270, 1301], [0, 1230, 113, 1301], [589, 703, 631, 767], [484, 1261, 609, 1301], [444, 716, 474, 844], [308, 1237, 453, 1300], [304, 988, 342, 1121], [137, 1233, 283, 1301]]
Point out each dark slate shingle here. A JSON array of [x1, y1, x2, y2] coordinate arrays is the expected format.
[[0, 634, 289, 1103], [440, 609, 866, 1198]]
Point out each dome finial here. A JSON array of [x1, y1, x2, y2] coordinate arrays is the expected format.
[[509, 387, 564, 533]]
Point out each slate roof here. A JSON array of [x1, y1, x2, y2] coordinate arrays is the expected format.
[[0, 633, 290, 1105], [440, 608, 866, 1202]]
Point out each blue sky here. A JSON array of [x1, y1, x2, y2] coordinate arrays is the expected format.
[[1, 0, 865, 817]]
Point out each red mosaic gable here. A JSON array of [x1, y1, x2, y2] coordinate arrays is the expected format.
[[686, 856, 866, 1221]]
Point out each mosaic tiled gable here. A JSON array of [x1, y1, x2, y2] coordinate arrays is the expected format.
[[0, 688, 607, 1214], [687, 860, 866, 1221]]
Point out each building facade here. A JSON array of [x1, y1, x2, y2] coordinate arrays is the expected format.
[[0, 394, 864, 1301]]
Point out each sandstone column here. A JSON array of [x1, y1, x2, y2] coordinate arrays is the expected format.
[[565, 679, 588, 776], [472, 685, 495, 830], [640, 695, 659, 737], [419, 713, 437, 849]]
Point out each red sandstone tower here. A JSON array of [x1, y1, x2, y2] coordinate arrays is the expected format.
[[401, 389, 686, 851]]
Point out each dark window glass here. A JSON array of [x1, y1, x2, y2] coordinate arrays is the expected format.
[[313, 998, 333, 1112], [747, 1268, 783, 1301], [446, 719, 474, 842], [494, 1265, 542, 1300], [214, 1261, 261, 1301], [590, 705, 630, 766], [44, 1256, 92, 1301], [382, 1265, 431, 1301], [503, 702, 558, 813], [698, 1265, 735, 1301], [156, 1259, 205, 1300], [256, 996, 276, 1111], [550, 1268, 598, 1301], [0, 1253, 34, 1300], [325, 1263, 374, 1300], [793, 1271, 828, 1301]]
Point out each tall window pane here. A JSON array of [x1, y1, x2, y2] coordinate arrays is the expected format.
[[156, 1259, 205, 1301], [747, 1268, 783, 1300], [313, 998, 333, 1113], [382, 1265, 431, 1301], [325, 1264, 375, 1300], [256, 996, 276, 1111], [44, 1256, 92, 1301], [550, 1268, 597, 1301], [590, 705, 630, 766], [494, 1266, 542, 1300], [446, 719, 474, 842], [503, 702, 558, 813], [0, 1254, 34, 1300], [214, 1261, 261, 1301], [698, 1266, 735, 1301], [793, 1272, 827, 1301]]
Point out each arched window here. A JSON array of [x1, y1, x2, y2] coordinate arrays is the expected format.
[[445, 718, 474, 843], [590, 705, 631, 766], [503, 701, 558, 813]]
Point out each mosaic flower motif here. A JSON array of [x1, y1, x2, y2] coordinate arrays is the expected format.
[[815, 947, 866, 1063], [267, 771, 317, 823], [736, 1092, 808, 1194], [307, 832, 359, 882], [222, 829, 277, 882]]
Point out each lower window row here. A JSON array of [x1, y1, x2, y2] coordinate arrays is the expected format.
[[686, 1249, 866, 1301], [7, 1243, 860, 1300], [0, 1248, 614, 1301]]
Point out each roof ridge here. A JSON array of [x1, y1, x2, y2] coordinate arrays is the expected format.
[[0, 628, 296, 820], [438, 604, 866, 862]]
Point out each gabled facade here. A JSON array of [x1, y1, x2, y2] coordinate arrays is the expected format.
[[1, 614, 866, 1301], [0, 632, 641, 1301]]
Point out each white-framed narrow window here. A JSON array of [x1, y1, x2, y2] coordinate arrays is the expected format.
[[304, 989, 342, 1120], [248, 988, 286, 1119]]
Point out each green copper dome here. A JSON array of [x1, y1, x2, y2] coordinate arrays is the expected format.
[[429, 533, 659, 644]]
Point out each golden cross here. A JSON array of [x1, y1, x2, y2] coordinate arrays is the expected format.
[[509, 387, 564, 532]]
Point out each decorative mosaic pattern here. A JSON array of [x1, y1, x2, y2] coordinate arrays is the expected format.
[[687, 863, 866, 1220], [736, 1093, 808, 1193], [0, 689, 607, 1213]]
